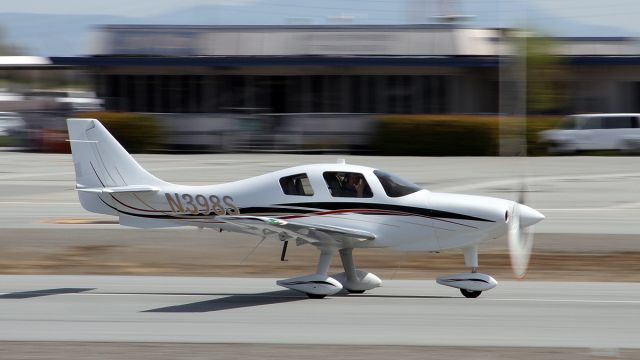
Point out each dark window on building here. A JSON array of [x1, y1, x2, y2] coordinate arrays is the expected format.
[[373, 170, 422, 197], [279, 173, 314, 196], [202, 75, 216, 112], [270, 76, 287, 113], [310, 75, 325, 112], [217, 76, 232, 110], [231, 76, 245, 108], [633, 82, 640, 113], [146, 75, 156, 112], [159, 76, 172, 113], [323, 172, 373, 198], [287, 76, 303, 113], [351, 76, 362, 113], [105, 75, 120, 110], [326, 76, 342, 112]]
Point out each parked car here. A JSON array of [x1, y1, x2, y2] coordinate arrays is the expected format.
[[540, 113, 640, 153], [0, 112, 25, 136], [25, 90, 103, 111]]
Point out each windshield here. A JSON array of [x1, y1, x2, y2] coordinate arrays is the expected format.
[[558, 116, 577, 129], [373, 170, 422, 197]]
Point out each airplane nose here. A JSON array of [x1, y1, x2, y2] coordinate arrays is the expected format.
[[518, 204, 545, 227]]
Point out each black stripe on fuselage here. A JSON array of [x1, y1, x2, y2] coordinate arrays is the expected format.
[[90, 186, 492, 225], [92, 200, 493, 224], [277, 202, 494, 223], [239, 207, 311, 215]]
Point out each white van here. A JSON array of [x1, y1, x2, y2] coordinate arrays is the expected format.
[[540, 113, 640, 153]]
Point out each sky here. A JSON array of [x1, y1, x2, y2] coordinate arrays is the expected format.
[[0, 0, 259, 17], [1, 0, 639, 56], [1, 0, 639, 31], [519, 0, 640, 31]]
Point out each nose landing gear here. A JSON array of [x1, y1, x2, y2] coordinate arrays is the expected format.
[[460, 289, 482, 298], [436, 245, 498, 298]]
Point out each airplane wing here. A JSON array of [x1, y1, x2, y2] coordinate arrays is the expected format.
[[77, 185, 160, 194], [216, 215, 376, 246]]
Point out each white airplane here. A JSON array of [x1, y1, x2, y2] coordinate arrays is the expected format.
[[67, 118, 545, 299]]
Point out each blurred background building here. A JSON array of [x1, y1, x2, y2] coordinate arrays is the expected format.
[[86, 24, 491, 115], [2, 24, 634, 114], [2, 3, 640, 153], [44, 24, 640, 115]]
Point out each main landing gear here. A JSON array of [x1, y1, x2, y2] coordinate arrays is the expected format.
[[436, 245, 498, 298], [277, 247, 382, 298]]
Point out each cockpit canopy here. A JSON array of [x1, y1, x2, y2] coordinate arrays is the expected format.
[[373, 170, 422, 197], [278, 167, 422, 198]]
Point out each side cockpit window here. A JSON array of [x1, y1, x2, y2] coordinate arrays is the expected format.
[[323, 172, 373, 198], [279, 173, 314, 196]]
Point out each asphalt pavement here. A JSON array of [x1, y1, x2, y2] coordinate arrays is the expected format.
[[1, 153, 640, 357], [0, 275, 638, 349]]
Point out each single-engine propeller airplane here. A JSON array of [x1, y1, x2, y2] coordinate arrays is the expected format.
[[67, 118, 545, 299]]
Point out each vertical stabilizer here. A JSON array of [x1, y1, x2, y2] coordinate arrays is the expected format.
[[67, 118, 166, 215]]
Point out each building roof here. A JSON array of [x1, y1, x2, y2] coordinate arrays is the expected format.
[[93, 24, 640, 58], [48, 55, 500, 67], [93, 25, 501, 57]]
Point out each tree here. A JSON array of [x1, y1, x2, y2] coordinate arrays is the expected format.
[[0, 27, 23, 56], [519, 33, 567, 113]]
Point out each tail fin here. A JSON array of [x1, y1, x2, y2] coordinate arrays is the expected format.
[[67, 118, 166, 215]]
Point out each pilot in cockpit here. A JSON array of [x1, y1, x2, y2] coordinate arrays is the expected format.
[[342, 173, 365, 198]]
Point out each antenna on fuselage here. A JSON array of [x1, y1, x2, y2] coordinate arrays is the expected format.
[[337, 159, 346, 165]]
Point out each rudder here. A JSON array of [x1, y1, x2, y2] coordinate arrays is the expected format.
[[67, 118, 166, 215]]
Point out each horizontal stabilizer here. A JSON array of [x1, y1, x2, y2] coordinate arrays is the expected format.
[[119, 213, 182, 229], [77, 185, 160, 194]]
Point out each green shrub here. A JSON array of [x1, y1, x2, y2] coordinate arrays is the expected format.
[[0, 136, 15, 147], [526, 116, 562, 155], [374, 115, 498, 156], [72, 112, 163, 153], [374, 115, 562, 156]]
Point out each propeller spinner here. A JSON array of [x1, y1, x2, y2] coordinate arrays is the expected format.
[[507, 190, 545, 279]]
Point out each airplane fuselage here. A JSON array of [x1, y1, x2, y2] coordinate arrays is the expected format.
[[89, 163, 513, 252]]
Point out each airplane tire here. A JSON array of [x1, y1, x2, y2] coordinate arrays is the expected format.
[[346, 289, 366, 294], [460, 289, 482, 298], [306, 293, 327, 299]]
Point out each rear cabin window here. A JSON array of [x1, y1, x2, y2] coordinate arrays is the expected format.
[[374, 170, 422, 197], [279, 173, 314, 196], [602, 116, 635, 129], [323, 172, 373, 198]]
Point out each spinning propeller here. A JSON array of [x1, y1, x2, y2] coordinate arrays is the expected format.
[[507, 184, 545, 278]]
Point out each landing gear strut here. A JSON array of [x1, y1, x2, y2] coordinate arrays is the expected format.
[[276, 247, 382, 298], [276, 247, 343, 299], [333, 248, 382, 294]]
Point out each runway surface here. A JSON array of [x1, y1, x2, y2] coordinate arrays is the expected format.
[[0, 275, 638, 349], [1, 153, 640, 356]]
